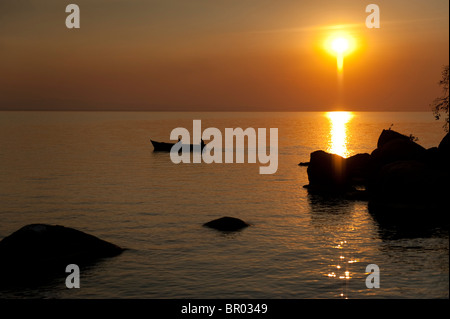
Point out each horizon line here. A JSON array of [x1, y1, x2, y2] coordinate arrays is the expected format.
[[0, 109, 436, 113]]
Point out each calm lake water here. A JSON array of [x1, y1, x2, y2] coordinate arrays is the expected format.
[[0, 111, 448, 299]]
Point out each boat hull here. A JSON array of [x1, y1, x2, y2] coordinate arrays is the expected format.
[[151, 140, 175, 152], [150, 140, 205, 152]]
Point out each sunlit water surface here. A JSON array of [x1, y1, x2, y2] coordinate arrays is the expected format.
[[0, 112, 448, 298]]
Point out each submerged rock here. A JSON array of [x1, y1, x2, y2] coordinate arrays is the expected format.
[[0, 224, 124, 278], [203, 217, 250, 231]]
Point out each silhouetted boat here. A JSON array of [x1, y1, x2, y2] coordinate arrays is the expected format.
[[150, 139, 206, 152], [151, 140, 177, 152]]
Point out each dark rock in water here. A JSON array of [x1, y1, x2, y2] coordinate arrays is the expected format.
[[0, 224, 124, 278], [306, 150, 348, 192], [368, 200, 448, 239], [303, 129, 450, 229], [370, 161, 438, 203], [367, 133, 450, 227], [305, 151, 372, 193], [377, 129, 411, 149], [203, 217, 250, 231], [368, 160, 449, 224], [346, 153, 373, 184], [344, 189, 370, 201]]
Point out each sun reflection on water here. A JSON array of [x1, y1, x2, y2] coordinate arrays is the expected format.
[[326, 112, 354, 158], [325, 239, 361, 299]]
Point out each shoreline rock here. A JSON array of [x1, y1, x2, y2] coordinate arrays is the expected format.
[[301, 129, 450, 225], [305, 150, 372, 194], [0, 224, 124, 282]]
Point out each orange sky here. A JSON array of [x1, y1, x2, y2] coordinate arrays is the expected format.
[[0, 0, 448, 111]]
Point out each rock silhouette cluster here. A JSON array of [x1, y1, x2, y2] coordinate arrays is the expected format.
[[303, 129, 450, 223]]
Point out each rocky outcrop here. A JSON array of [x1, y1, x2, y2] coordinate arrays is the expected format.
[[305, 151, 372, 193], [302, 129, 449, 225], [371, 134, 426, 169], [368, 131, 449, 213], [369, 160, 444, 205], [203, 217, 250, 231], [376, 129, 411, 148], [346, 153, 373, 184], [0, 224, 124, 278], [306, 151, 348, 192]]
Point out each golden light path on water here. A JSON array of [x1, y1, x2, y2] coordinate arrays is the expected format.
[[326, 111, 354, 158], [325, 111, 359, 298]]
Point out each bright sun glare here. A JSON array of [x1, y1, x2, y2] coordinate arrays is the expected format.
[[324, 31, 356, 72], [331, 38, 350, 55]]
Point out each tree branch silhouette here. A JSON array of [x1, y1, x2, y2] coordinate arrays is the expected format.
[[431, 65, 449, 132]]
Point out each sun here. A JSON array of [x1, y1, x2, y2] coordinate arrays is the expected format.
[[325, 32, 356, 57], [331, 38, 350, 55], [324, 32, 356, 72]]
